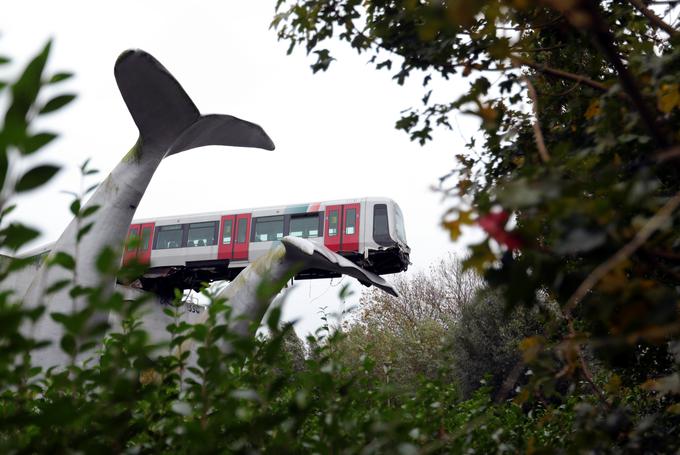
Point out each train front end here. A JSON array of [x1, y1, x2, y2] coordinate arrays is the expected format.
[[364, 198, 410, 274]]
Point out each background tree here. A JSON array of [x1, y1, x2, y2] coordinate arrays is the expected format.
[[337, 256, 547, 398]]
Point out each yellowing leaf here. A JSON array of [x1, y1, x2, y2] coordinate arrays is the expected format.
[[641, 373, 680, 396], [139, 368, 162, 386], [598, 259, 631, 293], [479, 104, 498, 122], [585, 99, 601, 119], [605, 374, 621, 394], [441, 210, 475, 240], [666, 403, 680, 414], [658, 83, 680, 113], [519, 336, 544, 362]]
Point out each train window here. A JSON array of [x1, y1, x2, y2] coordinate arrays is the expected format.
[[187, 221, 217, 247], [328, 210, 338, 237], [140, 227, 151, 251], [290, 213, 321, 238], [222, 219, 233, 244], [394, 204, 407, 243], [253, 216, 284, 242], [155, 224, 183, 249], [373, 204, 392, 246], [345, 208, 356, 235], [237, 218, 247, 243], [125, 227, 139, 251]]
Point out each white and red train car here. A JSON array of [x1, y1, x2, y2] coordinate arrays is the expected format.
[[123, 197, 410, 293]]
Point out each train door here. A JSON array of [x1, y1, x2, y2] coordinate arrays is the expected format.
[[324, 205, 342, 252], [324, 203, 360, 253], [341, 203, 360, 252], [219, 213, 251, 261], [123, 225, 140, 266], [218, 215, 235, 260], [123, 222, 154, 266]]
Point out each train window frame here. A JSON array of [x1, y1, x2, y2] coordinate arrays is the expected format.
[[372, 204, 393, 246], [153, 224, 183, 250], [187, 221, 218, 248], [125, 227, 140, 251], [222, 219, 233, 245], [140, 227, 152, 251], [288, 212, 322, 239], [252, 215, 284, 242], [237, 218, 248, 244], [328, 210, 339, 237], [345, 208, 356, 235]]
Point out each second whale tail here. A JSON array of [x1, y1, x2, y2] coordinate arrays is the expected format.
[[114, 50, 275, 156]]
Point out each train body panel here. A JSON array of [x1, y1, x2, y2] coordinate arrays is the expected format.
[[124, 197, 410, 293]]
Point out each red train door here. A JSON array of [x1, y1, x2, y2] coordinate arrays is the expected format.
[[123, 222, 154, 266], [341, 203, 360, 252], [324, 205, 342, 252], [218, 215, 235, 260], [232, 213, 251, 261], [137, 222, 155, 264], [123, 224, 140, 266]]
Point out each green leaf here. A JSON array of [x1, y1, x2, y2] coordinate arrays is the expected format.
[[0, 56, 10, 65], [79, 204, 100, 218], [22, 132, 58, 155], [0, 223, 40, 250], [77, 222, 93, 241], [48, 72, 73, 84], [60, 334, 77, 356], [0, 148, 7, 192], [15, 164, 60, 192], [5, 40, 52, 144], [46, 279, 71, 295], [85, 183, 99, 195], [50, 252, 75, 271], [1, 204, 16, 218], [69, 199, 81, 216], [95, 246, 117, 274], [39, 94, 76, 115]]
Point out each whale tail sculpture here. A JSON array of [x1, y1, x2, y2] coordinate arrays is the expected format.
[[14, 50, 276, 368], [114, 50, 275, 157]]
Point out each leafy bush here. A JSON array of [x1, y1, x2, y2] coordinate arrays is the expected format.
[[4, 4, 680, 449]]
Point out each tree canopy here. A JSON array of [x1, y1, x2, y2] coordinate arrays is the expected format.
[[273, 0, 680, 449]]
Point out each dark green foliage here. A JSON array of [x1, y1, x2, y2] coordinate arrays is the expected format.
[[448, 290, 553, 399], [272, 0, 680, 451]]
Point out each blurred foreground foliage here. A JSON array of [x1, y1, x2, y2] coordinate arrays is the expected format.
[[2, 0, 680, 449]]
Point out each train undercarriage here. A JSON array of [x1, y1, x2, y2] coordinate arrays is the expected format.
[[125, 245, 410, 297]]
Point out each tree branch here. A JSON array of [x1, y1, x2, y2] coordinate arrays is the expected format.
[[523, 76, 551, 163], [512, 56, 609, 91], [628, 0, 678, 36], [564, 190, 680, 317], [543, 0, 670, 147]]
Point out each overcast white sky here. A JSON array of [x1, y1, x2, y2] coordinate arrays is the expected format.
[[3, 1, 482, 336]]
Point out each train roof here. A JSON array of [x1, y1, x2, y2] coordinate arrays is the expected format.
[[131, 196, 401, 225]]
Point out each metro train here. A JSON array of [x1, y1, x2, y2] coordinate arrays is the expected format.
[[122, 197, 410, 293]]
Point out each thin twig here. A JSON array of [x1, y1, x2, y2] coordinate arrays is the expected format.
[[564, 190, 680, 317], [512, 56, 609, 91], [523, 76, 551, 163], [547, 80, 582, 97], [628, 0, 678, 36], [655, 145, 680, 162]]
